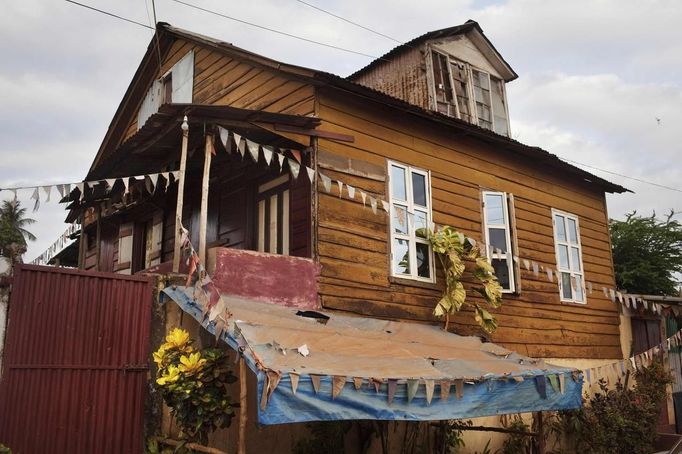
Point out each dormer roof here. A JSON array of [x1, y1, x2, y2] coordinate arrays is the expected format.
[[348, 20, 518, 82]]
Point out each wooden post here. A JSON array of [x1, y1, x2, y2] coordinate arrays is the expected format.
[[95, 204, 102, 271], [534, 412, 545, 454], [198, 132, 213, 265], [172, 116, 190, 273], [78, 210, 86, 270], [238, 356, 247, 454]]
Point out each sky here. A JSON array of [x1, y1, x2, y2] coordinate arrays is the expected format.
[[1, 0, 681, 261]]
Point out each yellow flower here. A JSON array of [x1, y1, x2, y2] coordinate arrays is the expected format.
[[165, 328, 190, 349], [153, 345, 168, 366], [156, 365, 180, 385], [178, 352, 207, 375]]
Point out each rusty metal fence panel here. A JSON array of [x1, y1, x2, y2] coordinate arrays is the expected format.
[[0, 264, 153, 454]]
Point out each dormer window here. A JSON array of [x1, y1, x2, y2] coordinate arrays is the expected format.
[[429, 50, 510, 137]]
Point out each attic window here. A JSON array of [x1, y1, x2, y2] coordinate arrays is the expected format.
[[429, 51, 510, 137]]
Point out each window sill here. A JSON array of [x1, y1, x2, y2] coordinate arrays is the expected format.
[[560, 299, 587, 306], [389, 275, 440, 291]]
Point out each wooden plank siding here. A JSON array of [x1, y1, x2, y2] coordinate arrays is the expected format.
[[122, 38, 315, 142], [314, 87, 621, 359]]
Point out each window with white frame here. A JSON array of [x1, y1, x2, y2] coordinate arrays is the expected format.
[[552, 210, 585, 303], [482, 191, 515, 292], [428, 50, 510, 137], [388, 161, 434, 281]]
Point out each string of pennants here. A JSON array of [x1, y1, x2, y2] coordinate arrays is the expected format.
[[582, 328, 682, 393], [30, 223, 80, 266], [0, 171, 181, 212]]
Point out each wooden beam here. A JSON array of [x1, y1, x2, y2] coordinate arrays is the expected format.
[[95, 204, 102, 271], [198, 132, 214, 265], [172, 116, 190, 273], [78, 211, 86, 270], [238, 356, 247, 454], [274, 123, 354, 142]]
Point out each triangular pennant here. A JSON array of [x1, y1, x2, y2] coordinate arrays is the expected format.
[[291, 149, 301, 163], [277, 152, 285, 170], [424, 379, 435, 405], [360, 191, 367, 206], [144, 176, 153, 194], [162, 172, 169, 186], [332, 376, 345, 399], [535, 376, 547, 399], [266, 370, 282, 404], [454, 379, 464, 399], [320, 173, 332, 193], [149, 174, 159, 192], [246, 139, 260, 163], [42, 186, 52, 203], [171, 171, 179, 182], [587, 281, 593, 294], [75, 182, 84, 201], [219, 127, 229, 149], [310, 374, 322, 394], [558, 374, 565, 394], [532, 262, 539, 277], [31, 187, 40, 212], [105, 179, 116, 191], [546, 268, 553, 282], [407, 379, 419, 404], [306, 166, 315, 183], [370, 197, 377, 215], [380, 200, 390, 213], [337, 180, 343, 198], [387, 379, 398, 405], [548, 374, 559, 393], [233, 133, 244, 157], [122, 178, 130, 195], [523, 259, 530, 271], [262, 146, 274, 166], [288, 159, 301, 179], [353, 377, 363, 391], [347, 185, 355, 200], [56, 184, 66, 198]]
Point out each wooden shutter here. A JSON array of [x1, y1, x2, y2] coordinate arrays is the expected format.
[[115, 222, 133, 274]]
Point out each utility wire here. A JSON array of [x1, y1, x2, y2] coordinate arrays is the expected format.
[[168, 0, 387, 61], [295, 0, 403, 44], [64, 0, 154, 29], [561, 157, 682, 193]]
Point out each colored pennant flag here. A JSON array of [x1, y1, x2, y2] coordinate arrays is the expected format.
[[454, 379, 464, 400], [440, 380, 451, 402], [310, 374, 321, 394], [424, 379, 435, 405], [353, 377, 363, 391], [387, 379, 397, 405], [407, 379, 419, 404], [332, 376, 345, 399], [535, 376, 547, 399]]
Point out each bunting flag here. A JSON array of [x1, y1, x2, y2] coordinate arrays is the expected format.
[[347, 185, 355, 200], [262, 146, 274, 166], [332, 376, 346, 399], [320, 174, 332, 193], [336, 180, 343, 197], [535, 376, 547, 399], [353, 377, 363, 391], [219, 127, 230, 151], [440, 380, 451, 402], [306, 166, 315, 183], [454, 379, 464, 400], [288, 159, 301, 180], [407, 379, 419, 404], [277, 152, 285, 170], [387, 379, 398, 405], [424, 379, 435, 405], [310, 374, 322, 394]]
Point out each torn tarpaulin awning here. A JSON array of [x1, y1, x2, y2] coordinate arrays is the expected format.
[[162, 286, 582, 425]]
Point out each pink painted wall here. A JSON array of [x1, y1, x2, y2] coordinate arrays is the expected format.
[[211, 248, 320, 309]]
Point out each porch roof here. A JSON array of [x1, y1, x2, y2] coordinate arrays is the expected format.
[[162, 286, 583, 425]]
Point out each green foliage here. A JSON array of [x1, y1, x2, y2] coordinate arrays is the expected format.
[[553, 361, 672, 454], [427, 226, 503, 333], [0, 200, 35, 263], [292, 421, 351, 454], [153, 328, 237, 443], [500, 417, 531, 454], [610, 211, 682, 295]]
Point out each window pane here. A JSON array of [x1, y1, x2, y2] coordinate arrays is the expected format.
[[574, 275, 584, 302], [391, 165, 406, 201], [555, 215, 566, 241], [558, 245, 569, 269], [485, 193, 505, 225], [571, 247, 581, 271], [489, 228, 507, 252], [414, 210, 428, 238], [492, 259, 510, 290], [392, 205, 408, 234], [491, 77, 509, 136], [416, 242, 430, 278], [473, 70, 492, 130], [394, 239, 410, 275], [568, 218, 578, 243], [412, 172, 427, 207], [561, 272, 572, 299], [451, 62, 470, 122]]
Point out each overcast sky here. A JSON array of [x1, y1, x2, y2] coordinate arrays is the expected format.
[[2, 0, 681, 261]]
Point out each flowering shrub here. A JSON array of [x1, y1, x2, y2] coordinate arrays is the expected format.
[[153, 328, 237, 443]]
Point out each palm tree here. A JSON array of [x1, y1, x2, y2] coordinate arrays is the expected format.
[[0, 200, 36, 264]]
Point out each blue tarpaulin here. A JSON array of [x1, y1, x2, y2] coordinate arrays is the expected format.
[[162, 286, 582, 425]]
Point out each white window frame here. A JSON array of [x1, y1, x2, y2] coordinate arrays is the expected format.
[[482, 191, 516, 293], [388, 161, 435, 283], [552, 209, 586, 304]]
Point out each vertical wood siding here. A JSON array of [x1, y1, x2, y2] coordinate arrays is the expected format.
[[315, 89, 621, 359]]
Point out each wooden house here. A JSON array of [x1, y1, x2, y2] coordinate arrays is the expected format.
[[71, 20, 629, 367]]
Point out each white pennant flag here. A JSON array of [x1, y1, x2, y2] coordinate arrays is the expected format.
[[337, 180, 344, 197], [105, 179, 116, 191], [320, 173, 332, 193], [262, 146, 274, 166], [76, 182, 84, 201], [305, 166, 315, 183], [56, 184, 66, 198], [171, 171, 180, 181], [123, 178, 130, 195], [246, 139, 260, 163], [149, 173, 159, 192], [347, 185, 355, 199], [219, 127, 229, 149], [370, 197, 377, 214], [162, 172, 169, 185], [232, 133, 244, 157], [360, 191, 367, 206], [42, 186, 52, 203], [31, 187, 40, 212], [277, 152, 286, 170], [380, 200, 389, 213], [523, 259, 530, 270], [288, 158, 301, 179]]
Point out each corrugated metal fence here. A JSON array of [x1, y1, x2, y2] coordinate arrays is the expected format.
[[0, 264, 154, 454]]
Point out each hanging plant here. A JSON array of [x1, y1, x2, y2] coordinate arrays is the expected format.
[[426, 226, 503, 333], [153, 328, 238, 444]]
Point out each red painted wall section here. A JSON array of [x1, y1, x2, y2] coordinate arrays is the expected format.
[[211, 248, 320, 309]]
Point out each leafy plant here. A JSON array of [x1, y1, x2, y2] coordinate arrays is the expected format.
[[427, 226, 503, 333], [153, 328, 238, 444], [552, 361, 672, 454], [292, 421, 352, 454], [500, 417, 531, 454]]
